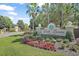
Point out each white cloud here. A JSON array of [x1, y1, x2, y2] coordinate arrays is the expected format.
[[18, 18, 26, 20], [0, 5, 15, 11], [8, 12, 18, 16], [9, 16, 14, 20]]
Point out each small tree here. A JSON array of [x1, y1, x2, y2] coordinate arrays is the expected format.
[[0, 16, 6, 29], [24, 23, 29, 31], [0, 16, 13, 30], [4, 16, 13, 30], [17, 20, 25, 31]]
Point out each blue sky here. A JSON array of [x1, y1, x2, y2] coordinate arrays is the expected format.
[[0, 3, 31, 25]]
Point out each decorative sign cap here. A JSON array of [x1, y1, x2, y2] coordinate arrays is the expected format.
[[48, 23, 56, 30]]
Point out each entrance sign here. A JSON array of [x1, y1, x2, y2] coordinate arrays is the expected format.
[[36, 23, 66, 37], [37, 28, 67, 37]]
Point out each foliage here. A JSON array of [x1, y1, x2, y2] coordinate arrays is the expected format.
[[4, 16, 13, 29], [29, 3, 79, 29], [0, 15, 13, 30], [45, 38, 50, 42], [63, 39, 69, 43], [51, 38, 56, 43], [32, 31, 37, 36], [66, 31, 73, 41], [35, 36, 43, 40], [56, 38, 62, 42], [26, 3, 37, 30], [17, 20, 25, 31], [24, 23, 29, 31], [0, 16, 6, 29]]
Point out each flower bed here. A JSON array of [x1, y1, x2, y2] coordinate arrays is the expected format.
[[22, 37, 56, 51]]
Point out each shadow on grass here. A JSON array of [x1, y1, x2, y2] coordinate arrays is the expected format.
[[10, 34, 24, 37], [12, 38, 22, 43], [10, 34, 23, 43]]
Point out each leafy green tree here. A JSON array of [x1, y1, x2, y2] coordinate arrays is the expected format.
[[17, 20, 25, 31], [0, 15, 13, 30], [73, 4, 79, 26], [0, 16, 6, 29], [26, 3, 37, 30], [4, 16, 13, 29], [24, 23, 29, 31], [29, 3, 79, 29]]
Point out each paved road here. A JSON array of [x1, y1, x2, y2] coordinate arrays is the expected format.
[[0, 32, 24, 38]]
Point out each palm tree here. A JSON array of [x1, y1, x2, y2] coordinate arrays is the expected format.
[[26, 3, 37, 30], [26, 3, 44, 30]]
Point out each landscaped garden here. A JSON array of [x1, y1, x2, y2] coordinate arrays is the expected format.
[[0, 28, 79, 56], [21, 30, 79, 56], [0, 34, 64, 56]]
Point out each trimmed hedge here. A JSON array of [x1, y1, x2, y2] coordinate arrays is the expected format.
[[65, 31, 73, 41]]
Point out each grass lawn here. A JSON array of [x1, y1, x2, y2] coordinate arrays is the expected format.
[[0, 34, 64, 56]]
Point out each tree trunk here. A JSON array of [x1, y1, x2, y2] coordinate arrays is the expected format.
[[59, 4, 63, 28]]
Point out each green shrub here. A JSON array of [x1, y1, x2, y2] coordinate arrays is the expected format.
[[61, 43, 65, 49], [32, 31, 37, 36], [29, 35, 36, 39], [65, 44, 69, 48], [63, 39, 69, 44], [66, 31, 73, 41], [44, 37, 56, 43], [35, 36, 42, 40], [24, 35, 35, 39], [45, 38, 51, 42], [51, 38, 56, 43], [56, 38, 62, 42]]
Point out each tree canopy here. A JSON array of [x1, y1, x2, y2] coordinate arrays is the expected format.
[[17, 20, 25, 31], [27, 3, 79, 29], [0, 15, 13, 29]]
